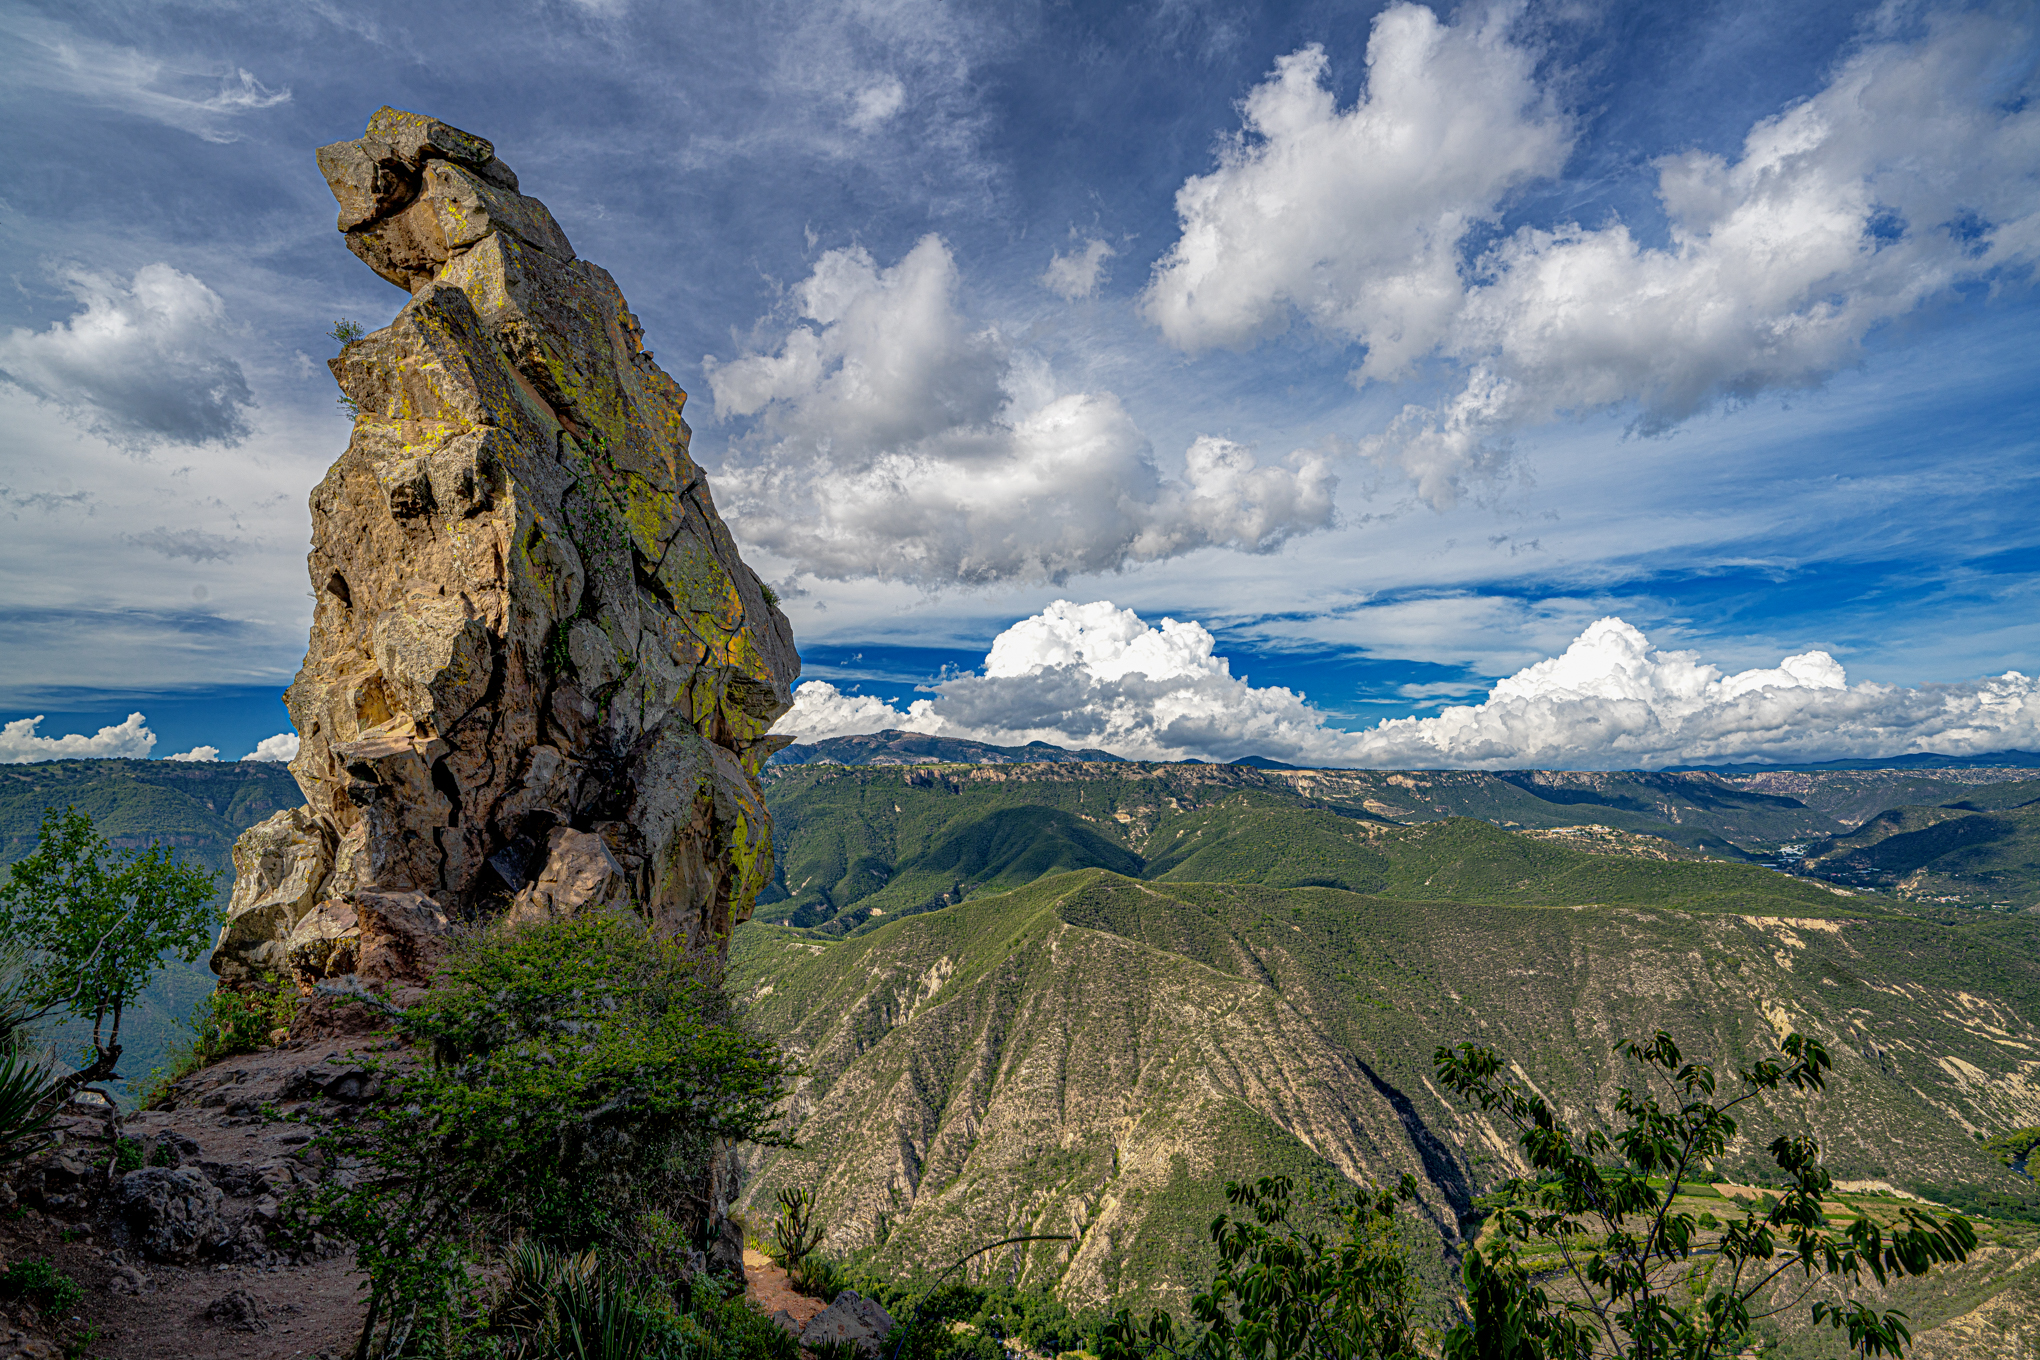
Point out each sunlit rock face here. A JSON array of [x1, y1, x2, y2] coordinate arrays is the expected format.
[[214, 106, 798, 989]]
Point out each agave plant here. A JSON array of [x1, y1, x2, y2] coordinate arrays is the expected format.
[[0, 1052, 60, 1172], [496, 1240, 658, 1360]]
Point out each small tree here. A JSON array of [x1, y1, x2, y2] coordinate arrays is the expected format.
[[1098, 1173, 1424, 1360], [0, 807, 219, 1104], [1433, 1031, 1978, 1360]]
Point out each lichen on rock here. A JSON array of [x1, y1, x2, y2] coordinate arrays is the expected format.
[[213, 105, 798, 991]]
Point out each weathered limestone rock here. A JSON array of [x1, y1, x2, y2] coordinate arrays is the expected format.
[[213, 105, 798, 990], [800, 1291, 896, 1359]]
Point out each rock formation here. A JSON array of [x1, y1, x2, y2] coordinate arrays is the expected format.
[[214, 106, 798, 992]]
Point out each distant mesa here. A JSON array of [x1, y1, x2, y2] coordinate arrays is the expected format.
[[1670, 750, 2040, 774], [768, 729, 1123, 767]]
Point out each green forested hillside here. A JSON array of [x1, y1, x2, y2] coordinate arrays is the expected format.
[[0, 758, 302, 869], [731, 865, 2040, 1325], [1731, 768, 2040, 825], [1801, 779, 2040, 906], [757, 762, 1867, 934], [735, 758, 2040, 1344]]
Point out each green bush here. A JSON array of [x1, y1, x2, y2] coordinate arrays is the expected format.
[[791, 1254, 848, 1303], [139, 978, 299, 1107], [1984, 1126, 2040, 1175], [493, 1241, 803, 1360], [286, 913, 789, 1358], [0, 1256, 82, 1315], [0, 1052, 61, 1172], [1097, 1174, 1422, 1360], [1434, 1030, 1978, 1360]]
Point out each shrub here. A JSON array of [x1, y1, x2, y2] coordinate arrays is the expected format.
[[0, 1256, 82, 1315], [0, 1052, 61, 1172], [1097, 1174, 1422, 1360], [286, 913, 788, 1359], [138, 978, 300, 1108], [1984, 1126, 2040, 1175], [496, 1241, 806, 1360]]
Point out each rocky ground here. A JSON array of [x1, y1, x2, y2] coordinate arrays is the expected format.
[[0, 1033, 389, 1360], [0, 1019, 869, 1360]]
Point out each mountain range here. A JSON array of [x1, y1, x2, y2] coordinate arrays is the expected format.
[[7, 741, 2040, 1350], [731, 755, 2040, 1345]]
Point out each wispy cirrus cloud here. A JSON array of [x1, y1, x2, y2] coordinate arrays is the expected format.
[[1, 12, 289, 143]]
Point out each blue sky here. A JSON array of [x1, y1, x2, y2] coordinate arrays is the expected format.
[[1, 0, 2036, 767]]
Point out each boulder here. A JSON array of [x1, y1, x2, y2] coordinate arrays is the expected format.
[[201, 1288, 267, 1332], [800, 1291, 896, 1359], [119, 1167, 229, 1263], [210, 104, 798, 989], [503, 826, 628, 926]]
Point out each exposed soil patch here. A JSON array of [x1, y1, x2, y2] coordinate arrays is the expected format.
[[744, 1247, 827, 1334]]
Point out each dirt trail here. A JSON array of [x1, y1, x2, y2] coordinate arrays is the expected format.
[[744, 1247, 828, 1333]]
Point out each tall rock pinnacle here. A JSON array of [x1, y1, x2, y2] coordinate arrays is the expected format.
[[215, 107, 799, 990]]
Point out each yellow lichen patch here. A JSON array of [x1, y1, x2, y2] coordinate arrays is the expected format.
[[613, 470, 679, 560], [655, 533, 742, 621]]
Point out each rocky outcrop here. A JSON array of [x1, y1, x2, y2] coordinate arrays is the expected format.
[[117, 1169, 229, 1265], [212, 106, 797, 989], [799, 1291, 895, 1358]]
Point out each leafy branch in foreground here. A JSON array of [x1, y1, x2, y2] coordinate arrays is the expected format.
[[1098, 1173, 1422, 1360], [1434, 1030, 1977, 1360]]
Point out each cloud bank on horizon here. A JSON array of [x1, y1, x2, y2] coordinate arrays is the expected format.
[[778, 603, 2040, 770], [0, 715, 298, 765]]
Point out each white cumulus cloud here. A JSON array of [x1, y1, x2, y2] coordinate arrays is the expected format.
[[1142, 4, 1569, 367], [0, 712, 156, 763], [246, 732, 299, 763], [0, 264, 255, 449], [707, 235, 1334, 584], [774, 604, 2040, 769], [1152, 3, 2040, 509], [1374, 5, 2040, 507], [165, 745, 220, 762], [780, 600, 1342, 760]]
